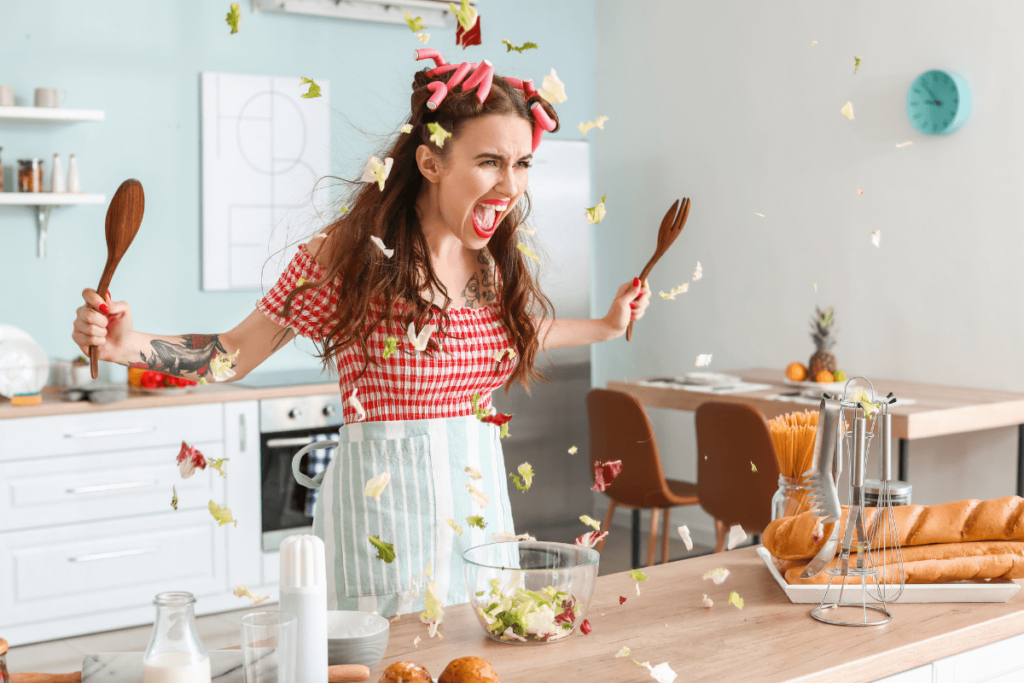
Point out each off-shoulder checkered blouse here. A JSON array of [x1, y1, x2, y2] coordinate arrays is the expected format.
[[257, 246, 517, 424]]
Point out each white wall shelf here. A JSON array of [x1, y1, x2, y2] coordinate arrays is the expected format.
[[0, 194, 106, 257], [0, 193, 105, 205], [253, 0, 466, 27], [0, 107, 104, 122]]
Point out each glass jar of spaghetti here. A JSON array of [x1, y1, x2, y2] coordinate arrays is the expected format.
[[771, 475, 811, 521], [18, 158, 44, 192]]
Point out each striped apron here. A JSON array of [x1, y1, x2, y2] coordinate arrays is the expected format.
[[291, 415, 514, 616]]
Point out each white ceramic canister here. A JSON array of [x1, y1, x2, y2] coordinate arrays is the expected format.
[[51, 153, 65, 193], [66, 153, 80, 192], [279, 534, 328, 683]]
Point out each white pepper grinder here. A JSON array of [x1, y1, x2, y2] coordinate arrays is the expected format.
[[280, 534, 328, 683], [66, 153, 80, 193]]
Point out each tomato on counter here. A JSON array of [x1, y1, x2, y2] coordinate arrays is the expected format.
[[128, 366, 197, 390]]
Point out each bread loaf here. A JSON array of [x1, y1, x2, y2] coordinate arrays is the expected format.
[[763, 497, 1024, 561], [782, 541, 1024, 584]]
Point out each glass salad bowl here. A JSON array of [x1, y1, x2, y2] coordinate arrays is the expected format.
[[462, 541, 599, 645]]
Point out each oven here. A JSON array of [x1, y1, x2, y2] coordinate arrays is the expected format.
[[258, 393, 344, 552]]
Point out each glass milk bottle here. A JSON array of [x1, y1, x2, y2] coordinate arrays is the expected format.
[[143, 592, 211, 683]]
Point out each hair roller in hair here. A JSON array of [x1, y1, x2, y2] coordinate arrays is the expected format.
[[503, 77, 525, 90], [427, 63, 458, 78], [415, 48, 446, 67], [461, 60, 492, 92], [474, 64, 494, 103], [426, 81, 448, 110], [530, 101, 557, 151], [523, 78, 538, 98], [446, 61, 475, 89]]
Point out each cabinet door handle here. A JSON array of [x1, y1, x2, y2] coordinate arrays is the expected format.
[[239, 413, 246, 452], [69, 546, 160, 563], [266, 436, 316, 448], [66, 480, 160, 494], [64, 426, 158, 439]]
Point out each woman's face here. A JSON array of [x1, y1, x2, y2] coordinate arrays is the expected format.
[[430, 114, 533, 248]]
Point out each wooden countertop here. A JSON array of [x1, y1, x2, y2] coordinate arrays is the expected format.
[[379, 546, 1024, 682], [0, 381, 340, 420], [609, 368, 1024, 440]]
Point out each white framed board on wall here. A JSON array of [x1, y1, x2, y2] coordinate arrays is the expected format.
[[200, 72, 330, 292]]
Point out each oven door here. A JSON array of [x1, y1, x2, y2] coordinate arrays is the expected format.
[[260, 428, 338, 552]]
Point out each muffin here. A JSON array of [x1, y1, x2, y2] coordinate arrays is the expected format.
[[377, 661, 432, 683], [438, 657, 499, 683]]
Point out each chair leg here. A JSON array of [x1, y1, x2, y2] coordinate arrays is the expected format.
[[714, 519, 727, 553], [661, 508, 671, 565], [631, 510, 641, 569], [647, 508, 661, 567], [595, 500, 617, 554]]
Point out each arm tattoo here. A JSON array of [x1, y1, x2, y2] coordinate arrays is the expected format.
[[135, 334, 229, 380]]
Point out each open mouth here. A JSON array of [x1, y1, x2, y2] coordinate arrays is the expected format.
[[472, 201, 509, 238]]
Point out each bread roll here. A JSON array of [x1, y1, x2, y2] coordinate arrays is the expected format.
[[377, 661, 432, 683], [438, 657, 499, 683], [763, 497, 1024, 561]]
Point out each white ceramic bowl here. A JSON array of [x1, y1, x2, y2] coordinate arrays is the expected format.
[[0, 338, 50, 398], [326, 610, 389, 669]]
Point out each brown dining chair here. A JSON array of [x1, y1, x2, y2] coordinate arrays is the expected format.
[[586, 388, 700, 569], [694, 402, 782, 552]]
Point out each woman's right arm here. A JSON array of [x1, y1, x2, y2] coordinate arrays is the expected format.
[[71, 232, 336, 382], [72, 289, 294, 382]]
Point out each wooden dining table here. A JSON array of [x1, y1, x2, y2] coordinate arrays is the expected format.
[[608, 367, 1024, 498]]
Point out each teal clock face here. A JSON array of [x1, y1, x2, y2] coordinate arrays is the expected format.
[[906, 70, 971, 135]]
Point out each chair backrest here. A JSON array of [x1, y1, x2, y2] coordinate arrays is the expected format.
[[586, 388, 674, 508], [695, 402, 782, 533]]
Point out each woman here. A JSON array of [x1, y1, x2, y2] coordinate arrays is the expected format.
[[72, 51, 652, 615]]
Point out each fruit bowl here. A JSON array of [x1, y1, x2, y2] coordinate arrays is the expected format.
[[463, 541, 599, 645]]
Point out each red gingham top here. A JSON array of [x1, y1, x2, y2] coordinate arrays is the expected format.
[[257, 246, 517, 423]]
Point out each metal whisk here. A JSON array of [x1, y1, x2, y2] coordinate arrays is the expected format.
[[867, 395, 905, 603]]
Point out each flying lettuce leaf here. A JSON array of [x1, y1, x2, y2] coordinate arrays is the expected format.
[[233, 584, 270, 605], [580, 515, 601, 531], [502, 39, 538, 54], [517, 242, 540, 264], [369, 535, 396, 563], [383, 336, 399, 360], [403, 9, 424, 32], [427, 122, 452, 148], [578, 116, 609, 135], [466, 515, 487, 529], [209, 500, 238, 527], [509, 462, 534, 492], [170, 486, 178, 510], [445, 518, 464, 536], [537, 68, 567, 103], [364, 472, 391, 500], [728, 591, 745, 610], [209, 457, 229, 477], [300, 77, 322, 99], [585, 195, 607, 224], [449, 0, 477, 31], [225, 3, 240, 34]]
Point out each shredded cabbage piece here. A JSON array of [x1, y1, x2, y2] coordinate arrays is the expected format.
[[466, 483, 490, 509], [465, 466, 483, 480], [537, 68, 567, 103], [585, 195, 607, 224], [233, 585, 269, 605], [364, 472, 391, 500], [509, 462, 534, 492], [225, 2, 240, 33], [703, 568, 730, 585], [445, 518, 464, 536], [677, 525, 693, 551], [209, 500, 238, 527], [578, 116, 609, 135], [209, 348, 240, 381], [728, 591, 744, 610], [368, 535, 396, 563], [580, 515, 601, 531]]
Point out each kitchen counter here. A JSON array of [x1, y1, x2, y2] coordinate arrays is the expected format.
[[379, 546, 1024, 682], [0, 380, 339, 420]]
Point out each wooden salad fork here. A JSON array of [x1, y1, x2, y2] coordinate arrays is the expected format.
[[626, 197, 691, 341]]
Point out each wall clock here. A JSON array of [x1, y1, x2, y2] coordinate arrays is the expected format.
[[906, 70, 971, 135]]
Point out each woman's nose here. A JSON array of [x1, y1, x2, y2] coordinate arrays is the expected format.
[[495, 165, 518, 196]]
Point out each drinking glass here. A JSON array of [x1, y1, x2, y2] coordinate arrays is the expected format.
[[241, 612, 297, 683]]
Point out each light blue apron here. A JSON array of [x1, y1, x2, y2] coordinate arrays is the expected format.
[[292, 415, 514, 616]]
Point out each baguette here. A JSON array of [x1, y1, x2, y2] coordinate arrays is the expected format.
[[782, 541, 1024, 584], [763, 497, 1024, 561]]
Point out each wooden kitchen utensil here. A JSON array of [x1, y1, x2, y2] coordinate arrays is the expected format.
[[11, 663, 368, 682], [89, 179, 145, 379], [626, 197, 690, 341]]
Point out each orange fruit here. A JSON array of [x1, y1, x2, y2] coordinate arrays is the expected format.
[[815, 370, 835, 384], [785, 362, 808, 382], [128, 366, 146, 388]]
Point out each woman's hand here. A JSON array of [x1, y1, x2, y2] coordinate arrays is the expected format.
[[603, 277, 652, 338], [72, 288, 135, 364]]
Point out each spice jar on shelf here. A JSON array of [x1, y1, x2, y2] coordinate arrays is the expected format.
[[17, 158, 44, 193]]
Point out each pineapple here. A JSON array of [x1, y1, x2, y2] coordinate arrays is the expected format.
[[808, 307, 837, 378]]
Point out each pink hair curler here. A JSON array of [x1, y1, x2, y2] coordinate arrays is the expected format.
[[426, 81, 448, 110], [461, 59, 493, 92], [530, 101, 557, 152], [426, 63, 458, 78], [503, 77, 525, 90], [523, 78, 537, 98], [415, 48, 446, 67], [474, 64, 494, 103], [446, 61, 475, 89]]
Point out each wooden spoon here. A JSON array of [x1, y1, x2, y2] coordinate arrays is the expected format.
[[89, 179, 145, 379], [626, 197, 690, 342]]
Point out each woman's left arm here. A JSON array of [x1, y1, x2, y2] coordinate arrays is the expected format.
[[536, 278, 651, 350]]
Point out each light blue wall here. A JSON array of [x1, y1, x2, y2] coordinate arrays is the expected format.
[[0, 0, 596, 373]]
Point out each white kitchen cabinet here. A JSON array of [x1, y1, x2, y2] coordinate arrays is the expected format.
[[0, 400, 261, 646], [875, 632, 1024, 682]]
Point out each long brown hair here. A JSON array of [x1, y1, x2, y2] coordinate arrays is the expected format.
[[282, 63, 561, 394]]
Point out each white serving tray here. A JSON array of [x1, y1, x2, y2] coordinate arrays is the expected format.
[[757, 547, 1022, 604]]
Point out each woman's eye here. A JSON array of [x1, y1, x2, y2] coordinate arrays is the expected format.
[[480, 160, 497, 167], [517, 161, 532, 169]]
